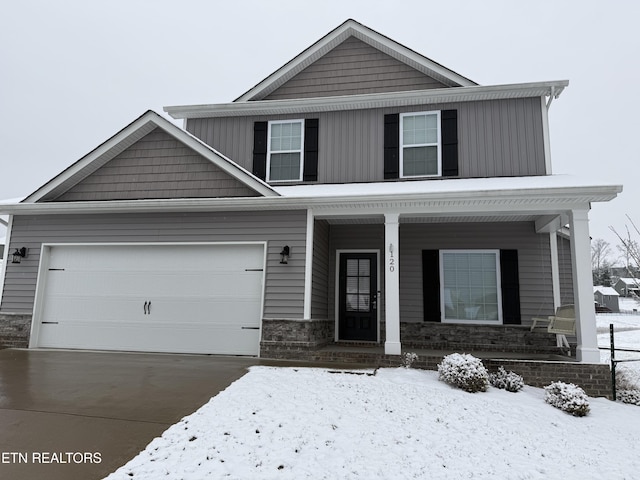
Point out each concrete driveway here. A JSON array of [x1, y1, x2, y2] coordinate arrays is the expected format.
[[0, 349, 262, 480]]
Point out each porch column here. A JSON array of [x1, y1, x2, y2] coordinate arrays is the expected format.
[[303, 209, 314, 320], [569, 209, 600, 363], [549, 231, 561, 310], [384, 213, 401, 355]]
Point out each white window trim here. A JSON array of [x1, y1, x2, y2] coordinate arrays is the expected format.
[[400, 110, 441, 178], [439, 249, 503, 325], [266, 119, 304, 183]]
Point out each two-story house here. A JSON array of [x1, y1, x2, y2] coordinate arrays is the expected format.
[[0, 20, 622, 364]]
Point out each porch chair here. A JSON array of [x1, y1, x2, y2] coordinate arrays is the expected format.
[[531, 305, 576, 354]]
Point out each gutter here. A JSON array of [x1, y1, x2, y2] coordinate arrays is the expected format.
[[0, 184, 622, 216], [165, 81, 570, 119]]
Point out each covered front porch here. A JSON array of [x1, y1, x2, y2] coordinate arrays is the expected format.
[[264, 176, 622, 364]]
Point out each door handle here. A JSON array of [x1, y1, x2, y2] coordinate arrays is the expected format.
[[144, 301, 148, 315], [148, 301, 151, 315]]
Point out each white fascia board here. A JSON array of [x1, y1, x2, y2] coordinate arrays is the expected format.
[[233, 20, 476, 102], [165, 81, 569, 119], [1, 182, 621, 217], [23, 111, 278, 203]]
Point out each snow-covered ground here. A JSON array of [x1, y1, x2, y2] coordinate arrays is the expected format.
[[105, 305, 640, 480], [598, 297, 640, 385]]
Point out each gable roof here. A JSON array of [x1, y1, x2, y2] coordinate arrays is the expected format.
[[594, 286, 619, 296], [23, 111, 278, 203], [234, 19, 477, 102]]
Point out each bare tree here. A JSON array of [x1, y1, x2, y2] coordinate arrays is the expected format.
[[610, 215, 640, 277], [592, 238, 613, 285], [591, 238, 612, 270]]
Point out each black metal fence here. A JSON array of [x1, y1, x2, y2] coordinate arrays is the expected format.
[[608, 324, 640, 401]]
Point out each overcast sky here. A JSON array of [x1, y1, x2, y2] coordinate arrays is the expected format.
[[1, 0, 638, 260]]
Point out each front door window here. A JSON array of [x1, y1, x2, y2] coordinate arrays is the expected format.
[[339, 253, 377, 341]]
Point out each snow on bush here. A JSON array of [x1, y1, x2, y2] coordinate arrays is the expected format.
[[617, 390, 640, 406], [401, 352, 419, 368], [437, 353, 489, 393], [489, 367, 524, 393], [615, 368, 640, 406], [544, 382, 590, 416]]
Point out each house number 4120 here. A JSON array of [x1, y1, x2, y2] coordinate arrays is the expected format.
[[388, 244, 395, 272]]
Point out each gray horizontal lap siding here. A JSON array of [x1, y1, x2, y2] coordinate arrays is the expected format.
[[557, 235, 574, 305], [1, 211, 307, 318], [263, 37, 447, 100], [399, 222, 556, 324], [311, 220, 330, 319], [54, 128, 258, 201], [187, 97, 545, 184]]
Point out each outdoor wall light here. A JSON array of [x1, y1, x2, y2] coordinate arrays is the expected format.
[[11, 247, 27, 264], [280, 246, 290, 264]]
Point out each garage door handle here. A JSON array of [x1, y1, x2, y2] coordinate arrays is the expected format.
[[241, 327, 260, 330], [143, 301, 148, 315], [148, 301, 151, 314]]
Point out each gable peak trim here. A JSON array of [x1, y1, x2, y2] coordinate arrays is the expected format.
[[23, 110, 278, 203], [234, 19, 477, 102]]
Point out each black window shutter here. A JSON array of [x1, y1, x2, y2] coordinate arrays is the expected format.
[[441, 110, 458, 177], [303, 118, 319, 182], [422, 250, 441, 322], [384, 113, 400, 179], [500, 249, 521, 325], [252, 121, 268, 180]]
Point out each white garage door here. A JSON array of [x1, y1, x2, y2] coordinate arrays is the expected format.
[[34, 244, 265, 355]]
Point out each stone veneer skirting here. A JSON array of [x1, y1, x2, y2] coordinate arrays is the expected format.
[[401, 322, 562, 354], [0, 313, 32, 348]]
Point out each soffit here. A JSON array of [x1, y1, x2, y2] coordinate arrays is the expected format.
[[165, 81, 568, 119]]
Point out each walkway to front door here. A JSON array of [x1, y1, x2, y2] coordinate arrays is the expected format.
[[338, 252, 378, 341]]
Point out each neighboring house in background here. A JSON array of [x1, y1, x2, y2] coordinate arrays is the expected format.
[[593, 286, 620, 313], [614, 278, 640, 297], [0, 20, 622, 363]]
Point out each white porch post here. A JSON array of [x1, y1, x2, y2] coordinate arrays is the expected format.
[[549, 231, 561, 310], [384, 213, 401, 355], [569, 209, 600, 363], [303, 209, 314, 320]]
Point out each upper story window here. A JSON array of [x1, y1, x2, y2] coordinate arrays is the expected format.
[[267, 120, 304, 182], [400, 111, 441, 177]]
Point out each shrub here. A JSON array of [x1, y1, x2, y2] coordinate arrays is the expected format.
[[401, 352, 419, 368], [489, 367, 525, 393], [544, 382, 590, 416], [617, 389, 640, 406], [615, 368, 640, 406], [437, 353, 489, 393]]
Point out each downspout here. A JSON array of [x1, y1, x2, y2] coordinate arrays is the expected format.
[[541, 85, 562, 175]]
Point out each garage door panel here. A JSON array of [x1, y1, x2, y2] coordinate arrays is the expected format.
[[36, 244, 265, 355], [38, 322, 260, 355]]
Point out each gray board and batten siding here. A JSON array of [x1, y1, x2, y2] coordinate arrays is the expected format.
[[1, 211, 308, 318], [53, 128, 259, 202], [187, 97, 546, 185], [260, 37, 449, 101]]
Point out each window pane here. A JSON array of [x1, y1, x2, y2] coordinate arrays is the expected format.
[[270, 121, 302, 152], [403, 146, 438, 176], [347, 277, 358, 294], [269, 153, 301, 181], [359, 277, 370, 294], [403, 113, 438, 146], [442, 251, 499, 323]]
